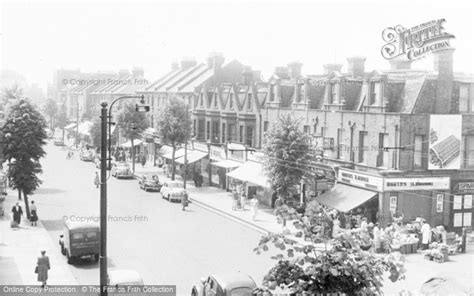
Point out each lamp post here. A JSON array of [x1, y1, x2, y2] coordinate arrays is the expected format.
[[206, 139, 211, 186], [99, 95, 148, 296], [183, 103, 189, 189], [76, 97, 79, 148]]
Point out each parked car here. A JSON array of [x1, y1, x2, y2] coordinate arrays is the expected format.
[[59, 221, 100, 264], [138, 173, 162, 192], [54, 138, 64, 146], [80, 149, 95, 161], [191, 273, 257, 296], [111, 162, 133, 179], [160, 181, 186, 202]]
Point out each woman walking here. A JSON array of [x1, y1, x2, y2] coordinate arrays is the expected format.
[[182, 191, 189, 211], [250, 195, 259, 221], [30, 200, 38, 226], [36, 250, 50, 288]]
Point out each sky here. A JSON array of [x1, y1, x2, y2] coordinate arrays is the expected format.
[[1, 0, 473, 90]]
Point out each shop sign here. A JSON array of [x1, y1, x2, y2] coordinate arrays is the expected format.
[[436, 194, 444, 213], [454, 182, 474, 194], [337, 168, 383, 191], [210, 146, 225, 161], [247, 151, 265, 162], [384, 177, 450, 191], [193, 142, 208, 152]]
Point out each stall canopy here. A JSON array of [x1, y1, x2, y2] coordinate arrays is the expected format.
[[314, 184, 378, 213], [64, 123, 77, 130], [212, 159, 242, 169], [78, 121, 93, 136], [120, 139, 143, 148], [175, 150, 208, 164], [162, 148, 185, 160], [226, 161, 270, 188]]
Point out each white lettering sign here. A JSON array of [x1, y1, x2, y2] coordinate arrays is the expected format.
[[384, 177, 450, 191]]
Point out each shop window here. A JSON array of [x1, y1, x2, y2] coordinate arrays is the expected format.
[[453, 194, 472, 228], [358, 131, 368, 163], [239, 125, 244, 143], [463, 135, 474, 168]]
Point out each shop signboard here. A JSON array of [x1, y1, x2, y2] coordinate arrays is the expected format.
[[210, 146, 226, 161], [193, 142, 209, 152], [228, 143, 246, 162], [384, 177, 450, 191], [429, 115, 462, 170], [454, 182, 474, 194], [337, 168, 384, 192], [436, 194, 444, 213]]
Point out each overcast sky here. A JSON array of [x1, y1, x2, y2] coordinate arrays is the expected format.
[[1, 0, 473, 90]]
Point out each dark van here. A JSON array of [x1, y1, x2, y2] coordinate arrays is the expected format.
[[59, 221, 100, 264]]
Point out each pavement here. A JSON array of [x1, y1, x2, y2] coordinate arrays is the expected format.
[[0, 200, 78, 285]]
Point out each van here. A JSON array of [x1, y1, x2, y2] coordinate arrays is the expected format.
[[60, 221, 100, 264]]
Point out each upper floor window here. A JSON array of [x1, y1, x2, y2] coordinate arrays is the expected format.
[[200, 93, 203, 106], [213, 93, 218, 108], [414, 135, 424, 169], [463, 135, 474, 169], [328, 83, 336, 104], [264, 121, 269, 132], [247, 93, 252, 110], [269, 86, 275, 102], [229, 93, 234, 109], [370, 82, 377, 105], [459, 84, 474, 113], [358, 131, 368, 163]]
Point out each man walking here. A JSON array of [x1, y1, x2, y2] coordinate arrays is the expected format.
[[11, 202, 23, 226]]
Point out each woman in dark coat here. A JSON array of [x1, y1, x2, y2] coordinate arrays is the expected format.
[[181, 191, 189, 211], [30, 200, 38, 226], [36, 250, 50, 287]]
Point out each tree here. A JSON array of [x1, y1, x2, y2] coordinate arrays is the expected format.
[[1, 84, 23, 112], [116, 102, 149, 172], [262, 114, 311, 203], [90, 117, 101, 149], [43, 99, 58, 130], [254, 202, 406, 294], [156, 98, 191, 180], [1, 99, 47, 218], [56, 110, 68, 140]]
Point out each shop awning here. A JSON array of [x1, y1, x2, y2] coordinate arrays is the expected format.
[[175, 150, 208, 164], [120, 139, 143, 148], [226, 161, 270, 188], [158, 145, 173, 155], [78, 121, 93, 136], [212, 159, 242, 169], [64, 123, 77, 130], [142, 127, 159, 139], [314, 184, 378, 213], [162, 148, 185, 160]]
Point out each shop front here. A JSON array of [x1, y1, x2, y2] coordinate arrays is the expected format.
[[451, 180, 473, 232], [142, 128, 159, 164], [175, 147, 208, 184], [209, 146, 228, 189], [192, 142, 210, 186], [226, 160, 273, 206]]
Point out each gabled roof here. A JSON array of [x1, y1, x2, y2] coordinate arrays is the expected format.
[[140, 69, 181, 93], [154, 64, 205, 92]]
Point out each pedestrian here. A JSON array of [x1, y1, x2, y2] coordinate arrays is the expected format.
[[121, 151, 126, 162], [250, 195, 259, 221], [35, 250, 50, 288], [240, 186, 246, 211], [11, 202, 23, 226], [30, 200, 38, 226], [141, 154, 146, 168], [421, 219, 431, 250], [232, 188, 239, 211], [181, 191, 189, 211], [373, 222, 382, 252], [94, 172, 100, 188], [332, 217, 341, 238]]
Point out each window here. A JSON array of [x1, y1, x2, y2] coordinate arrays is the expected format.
[[72, 233, 84, 240], [453, 194, 473, 228], [247, 93, 252, 110], [228, 124, 236, 141], [263, 121, 269, 133], [212, 121, 219, 143], [198, 120, 205, 140], [221, 123, 226, 142], [213, 93, 218, 108], [303, 125, 310, 134], [193, 120, 197, 137], [414, 135, 424, 169], [328, 83, 336, 104], [337, 128, 343, 159], [377, 133, 388, 167], [463, 135, 474, 168], [239, 125, 244, 143], [230, 93, 234, 109], [370, 82, 377, 105], [358, 131, 367, 163], [246, 126, 254, 146], [200, 93, 203, 106], [269, 86, 275, 102], [459, 85, 474, 113], [206, 121, 210, 140]]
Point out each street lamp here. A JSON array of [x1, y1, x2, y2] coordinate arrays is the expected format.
[[99, 95, 148, 296]]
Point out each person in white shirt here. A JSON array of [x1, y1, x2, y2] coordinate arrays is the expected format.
[[421, 219, 431, 250]]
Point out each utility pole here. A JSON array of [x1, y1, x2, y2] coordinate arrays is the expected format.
[[99, 102, 108, 296], [183, 103, 189, 189], [76, 98, 80, 148]]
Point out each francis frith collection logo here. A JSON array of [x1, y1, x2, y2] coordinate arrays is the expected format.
[[381, 19, 455, 61]]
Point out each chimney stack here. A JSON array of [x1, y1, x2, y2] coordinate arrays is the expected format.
[[207, 52, 225, 70], [323, 64, 343, 75], [132, 67, 144, 77], [346, 57, 366, 77], [434, 48, 455, 113], [288, 62, 303, 80], [242, 66, 254, 85], [274, 67, 290, 79]]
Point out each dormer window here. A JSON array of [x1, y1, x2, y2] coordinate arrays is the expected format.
[[328, 83, 337, 104], [214, 93, 218, 108], [200, 93, 203, 106], [230, 93, 234, 109], [370, 82, 377, 105], [270, 85, 275, 102], [247, 93, 252, 110]]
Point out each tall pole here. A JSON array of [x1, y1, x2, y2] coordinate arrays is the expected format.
[[76, 98, 79, 148], [100, 102, 108, 296], [183, 103, 188, 189]]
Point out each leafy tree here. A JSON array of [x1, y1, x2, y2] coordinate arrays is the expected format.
[[262, 114, 311, 203], [116, 102, 149, 172], [1, 99, 47, 218], [55, 110, 68, 140], [43, 99, 58, 129], [254, 202, 406, 295], [156, 98, 191, 180], [1, 84, 23, 112]]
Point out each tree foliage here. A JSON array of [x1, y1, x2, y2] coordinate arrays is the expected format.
[[43, 99, 58, 129], [1, 84, 24, 113], [254, 203, 406, 295], [262, 113, 311, 201], [1, 99, 47, 217], [90, 117, 101, 149], [156, 98, 191, 180]]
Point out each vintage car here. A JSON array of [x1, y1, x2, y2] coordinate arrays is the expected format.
[[54, 138, 65, 146], [59, 221, 100, 264], [138, 173, 162, 192], [111, 162, 133, 179], [108, 269, 144, 286], [80, 149, 95, 161], [191, 273, 257, 296], [160, 181, 186, 202]]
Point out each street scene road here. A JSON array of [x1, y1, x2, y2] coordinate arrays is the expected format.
[[32, 142, 275, 293]]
